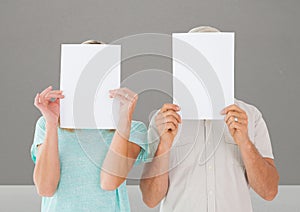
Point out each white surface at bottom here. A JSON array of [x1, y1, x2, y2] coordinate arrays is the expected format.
[[0, 185, 299, 212]]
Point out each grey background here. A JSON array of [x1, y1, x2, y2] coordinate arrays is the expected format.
[[0, 0, 299, 185]]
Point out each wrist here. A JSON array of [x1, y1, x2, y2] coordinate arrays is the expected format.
[[157, 140, 172, 155], [46, 121, 58, 129], [237, 138, 252, 150], [117, 118, 132, 140]]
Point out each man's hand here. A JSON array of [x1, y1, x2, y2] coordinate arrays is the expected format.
[[155, 103, 181, 150], [221, 104, 249, 146]]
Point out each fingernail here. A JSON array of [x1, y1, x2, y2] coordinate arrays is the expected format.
[[220, 109, 225, 115]]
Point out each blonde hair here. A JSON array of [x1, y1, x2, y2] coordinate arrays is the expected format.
[[60, 39, 104, 133], [188, 26, 220, 33], [81, 40, 103, 44]]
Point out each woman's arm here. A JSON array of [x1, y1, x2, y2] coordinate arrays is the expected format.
[[100, 127, 141, 190], [34, 123, 60, 197], [33, 86, 64, 196], [101, 88, 141, 190]]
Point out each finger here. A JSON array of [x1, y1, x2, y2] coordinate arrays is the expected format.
[[156, 116, 179, 127], [160, 103, 180, 113], [228, 116, 247, 126], [229, 121, 243, 130], [224, 111, 246, 123], [155, 111, 181, 126], [40, 86, 53, 104], [34, 93, 41, 108], [161, 110, 182, 123], [156, 114, 180, 125], [36, 93, 46, 108], [40, 86, 52, 97], [109, 89, 137, 103], [47, 90, 63, 95], [110, 87, 136, 98], [221, 104, 245, 115], [111, 92, 130, 103], [226, 114, 238, 127], [121, 87, 137, 97], [45, 93, 65, 100], [54, 98, 60, 104], [163, 122, 176, 131], [226, 116, 238, 126]]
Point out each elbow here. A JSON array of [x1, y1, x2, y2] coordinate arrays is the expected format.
[[36, 185, 56, 197], [264, 183, 279, 201], [143, 196, 160, 208], [100, 180, 119, 191], [140, 183, 161, 208], [262, 175, 279, 201], [100, 173, 124, 191], [263, 187, 278, 201], [34, 177, 58, 197]]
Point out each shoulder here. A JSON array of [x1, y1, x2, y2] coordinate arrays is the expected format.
[[234, 98, 262, 120], [35, 116, 46, 129]]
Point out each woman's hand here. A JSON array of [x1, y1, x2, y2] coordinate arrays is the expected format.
[[34, 86, 64, 126], [109, 87, 138, 139], [109, 87, 138, 122]]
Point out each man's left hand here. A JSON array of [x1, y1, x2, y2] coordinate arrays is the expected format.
[[221, 104, 250, 145]]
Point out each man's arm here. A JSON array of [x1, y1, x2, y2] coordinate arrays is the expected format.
[[140, 104, 181, 208], [140, 141, 171, 208], [239, 140, 279, 200], [222, 104, 279, 201]]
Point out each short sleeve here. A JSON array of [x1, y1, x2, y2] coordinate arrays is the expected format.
[[253, 108, 274, 159], [128, 121, 149, 165], [145, 110, 160, 163], [30, 116, 46, 164]]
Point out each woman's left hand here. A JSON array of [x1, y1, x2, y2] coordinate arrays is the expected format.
[[221, 104, 250, 146], [109, 87, 138, 122]]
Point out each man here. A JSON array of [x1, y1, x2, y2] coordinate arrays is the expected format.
[[140, 26, 279, 212]]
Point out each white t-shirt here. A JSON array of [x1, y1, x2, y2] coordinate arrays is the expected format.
[[147, 99, 274, 212]]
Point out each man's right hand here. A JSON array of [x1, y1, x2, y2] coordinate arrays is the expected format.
[[155, 103, 181, 150]]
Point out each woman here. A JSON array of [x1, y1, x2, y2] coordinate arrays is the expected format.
[[31, 40, 148, 211]]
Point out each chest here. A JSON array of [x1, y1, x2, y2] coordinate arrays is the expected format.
[[56, 129, 114, 169]]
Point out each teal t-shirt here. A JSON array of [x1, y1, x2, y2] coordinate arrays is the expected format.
[[31, 116, 149, 212]]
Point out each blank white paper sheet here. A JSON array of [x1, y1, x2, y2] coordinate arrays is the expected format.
[[172, 32, 235, 120], [60, 44, 120, 129]]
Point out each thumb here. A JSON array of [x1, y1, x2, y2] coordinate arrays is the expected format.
[[54, 98, 60, 104]]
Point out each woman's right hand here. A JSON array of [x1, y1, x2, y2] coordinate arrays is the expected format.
[[34, 86, 64, 126]]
